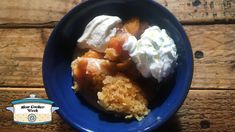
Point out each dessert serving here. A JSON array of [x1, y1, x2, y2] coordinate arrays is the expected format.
[[71, 15, 178, 121]]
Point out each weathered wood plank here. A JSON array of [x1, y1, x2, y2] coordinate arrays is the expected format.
[[0, 29, 51, 87], [186, 25, 235, 89], [0, 0, 81, 24], [0, 0, 234, 25], [157, 0, 235, 23], [0, 25, 234, 89], [0, 88, 234, 131]]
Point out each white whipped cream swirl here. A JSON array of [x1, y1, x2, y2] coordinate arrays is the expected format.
[[123, 26, 178, 82]]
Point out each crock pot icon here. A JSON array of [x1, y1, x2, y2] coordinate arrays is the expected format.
[[6, 94, 59, 124]]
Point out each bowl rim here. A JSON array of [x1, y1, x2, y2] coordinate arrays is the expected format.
[[43, 0, 194, 131]]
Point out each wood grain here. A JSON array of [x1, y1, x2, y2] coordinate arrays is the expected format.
[[0, 29, 51, 87], [186, 24, 235, 89], [157, 0, 235, 23], [0, 25, 234, 89], [0, 0, 81, 25], [0, 0, 234, 26], [0, 88, 234, 131]]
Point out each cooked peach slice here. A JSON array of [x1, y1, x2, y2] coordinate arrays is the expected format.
[[105, 32, 129, 61], [83, 50, 104, 59], [123, 17, 140, 36]]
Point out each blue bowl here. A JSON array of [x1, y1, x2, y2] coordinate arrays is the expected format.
[[43, 0, 193, 131]]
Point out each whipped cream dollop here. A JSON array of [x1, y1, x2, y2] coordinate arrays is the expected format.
[[77, 15, 122, 52], [123, 26, 178, 82]]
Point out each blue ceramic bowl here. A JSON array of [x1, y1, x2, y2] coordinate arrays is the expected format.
[[43, 0, 193, 131]]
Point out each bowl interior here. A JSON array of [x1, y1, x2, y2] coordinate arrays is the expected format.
[[43, 0, 193, 131]]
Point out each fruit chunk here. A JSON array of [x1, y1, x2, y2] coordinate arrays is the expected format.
[[123, 17, 140, 36], [83, 50, 104, 59], [105, 32, 129, 61]]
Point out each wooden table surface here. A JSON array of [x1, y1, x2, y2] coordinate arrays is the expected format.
[[0, 0, 234, 131]]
